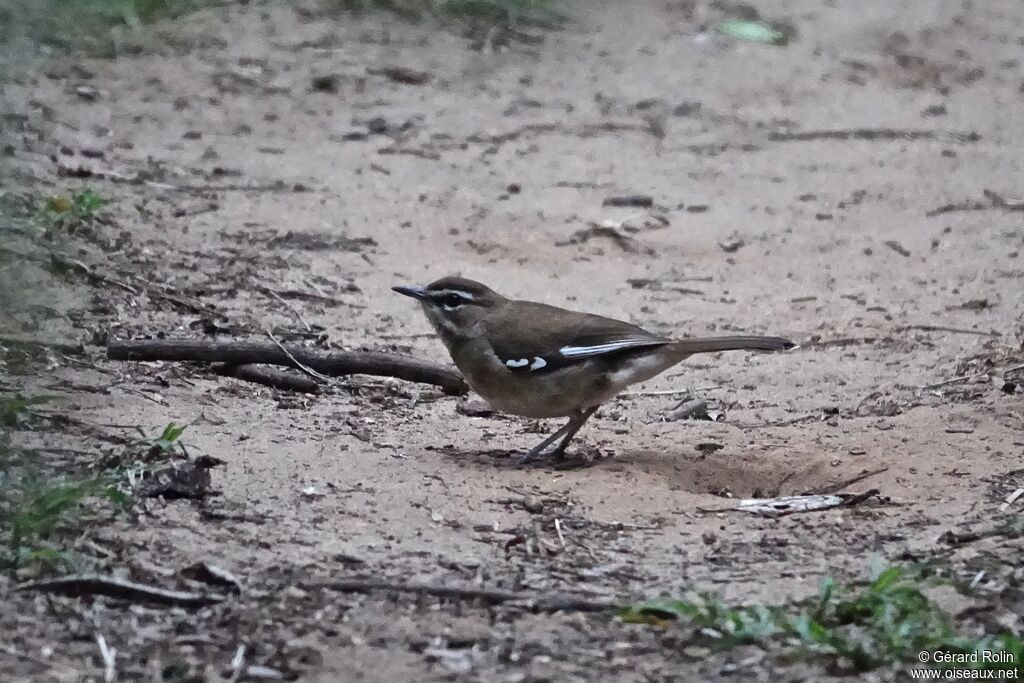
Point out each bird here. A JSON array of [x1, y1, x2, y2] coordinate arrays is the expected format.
[[393, 276, 795, 463]]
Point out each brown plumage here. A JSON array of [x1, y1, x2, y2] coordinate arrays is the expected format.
[[394, 276, 794, 462]]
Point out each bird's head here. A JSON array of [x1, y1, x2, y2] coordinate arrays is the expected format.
[[392, 276, 506, 340]]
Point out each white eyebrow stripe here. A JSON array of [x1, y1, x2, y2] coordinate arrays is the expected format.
[[559, 340, 655, 357], [429, 289, 475, 300], [529, 356, 547, 370], [505, 358, 529, 368]]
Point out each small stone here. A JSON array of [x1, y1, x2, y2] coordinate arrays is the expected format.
[[366, 116, 388, 134], [311, 74, 339, 93], [718, 233, 745, 253]]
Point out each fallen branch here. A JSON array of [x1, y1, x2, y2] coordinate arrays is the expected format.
[[17, 574, 223, 607], [310, 579, 618, 613], [212, 363, 320, 393], [108, 339, 468, 394]]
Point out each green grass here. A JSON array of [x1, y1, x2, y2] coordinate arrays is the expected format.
[[59, 0, 200, 26], [19, 0, 215, 55], [33, 0, 208, 31], [34, 188, 109, 238], [148, 421, 187, 456], [0, 415, 187, 574], [1, 394, 59, 428], [623, 565, 1022, 674], [0, 473, 126, 572], [22, 0, 564, 55], [336, 0, 563, 27]]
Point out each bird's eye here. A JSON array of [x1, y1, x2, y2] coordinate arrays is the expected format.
[[443, 293, 464, 308]]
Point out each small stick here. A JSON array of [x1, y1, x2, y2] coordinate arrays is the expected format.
[[839, 488, 881, 508], [227, 644, 246, 683], [17, 574, 222, 607], [262, 328, 331, 382], [57, 352, 115, 374], [921, 371, 990, 391], [1000, 487, 1024, 512], [739, 414, 819, 429], [118, 385, 169, 406], [310, 579, 617, 613], [767, 128, 980, 143], [95, 633, 116, 683], [805, 336, 878, 349], [263, 289, 312, 331], [813, 468, 889, 495], [554, 518, 566, 548], [663, 398, 708, 421], [899, 324, 1000, 337], [621, 389, 692, 398], [49, 252, 139, 295], [149, 290, 222, 318], [620, 386, 721, 398]]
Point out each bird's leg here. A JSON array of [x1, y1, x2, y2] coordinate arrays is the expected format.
[[547, 406, 599, 459], [516, 406, 599, 465], [518, 418, 576, 463]]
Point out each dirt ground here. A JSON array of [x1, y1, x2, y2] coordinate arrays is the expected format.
[[2, 0, 1023, 680]]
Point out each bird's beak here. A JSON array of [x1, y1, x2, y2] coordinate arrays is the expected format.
[[392, 285, 428, 301]]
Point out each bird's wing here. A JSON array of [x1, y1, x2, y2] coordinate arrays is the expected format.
[[482, 301, 670, 373]]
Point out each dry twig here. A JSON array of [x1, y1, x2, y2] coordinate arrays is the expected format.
[[311, 579, 617, 613], [812, 467, 889, 495], [262, 288, 313, 331], [95, 633, 116, 683], [262, 328, 331, 382], [17, 574, 223, 607], [899, 324, 999, 337]]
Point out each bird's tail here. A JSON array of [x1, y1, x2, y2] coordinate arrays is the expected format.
[[668, 335, 796, 355]]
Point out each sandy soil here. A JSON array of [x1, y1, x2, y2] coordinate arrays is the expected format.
[[2, 0, 1023, 680]]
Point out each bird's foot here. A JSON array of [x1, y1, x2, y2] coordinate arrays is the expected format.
[[512, 443, 569, 467], [512, 445, 611, 469], [552, 447, 612, 470]]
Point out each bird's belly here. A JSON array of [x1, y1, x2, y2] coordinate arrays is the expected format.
[[473, 376, 580, 418], [454, 354, 598, 418]]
